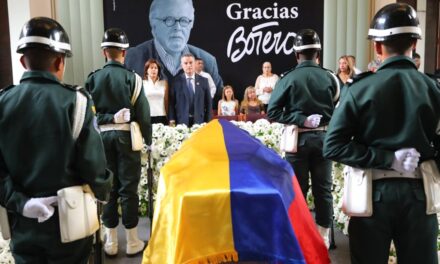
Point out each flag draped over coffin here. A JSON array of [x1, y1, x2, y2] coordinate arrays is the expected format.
[[142, 119, 329, 264]]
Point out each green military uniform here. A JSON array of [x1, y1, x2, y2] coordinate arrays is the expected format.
[[324, 56, 440, 263], [0, 71, 112, 263], [86, 61, 152, 229], [268, 60, 339, 228]]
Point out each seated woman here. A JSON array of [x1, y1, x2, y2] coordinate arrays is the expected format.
[[143, 59, 169, 125], [217, 85, 239, 116], [240, 86, 265, 115], [254, 61, 279, 112]]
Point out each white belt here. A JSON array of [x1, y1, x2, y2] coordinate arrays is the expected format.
[[298, 125, 327, 133], [99, 123, 130, 132], [371, 168, 422, 181]]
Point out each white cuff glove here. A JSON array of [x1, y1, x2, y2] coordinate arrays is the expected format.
[[304, 114, 322, 128], [23, 196, 58, 223], [145, 145, 156, 153], [97, 200, 108, 205], [391, 148, 420, 173], [114, 108, 131, 124]]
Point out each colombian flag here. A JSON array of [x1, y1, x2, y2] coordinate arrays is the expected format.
[[142, 119, 329, 264]]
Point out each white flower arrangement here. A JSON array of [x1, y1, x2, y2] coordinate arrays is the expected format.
[[0, 239, 13, 264], [0, 120, 438, 262]]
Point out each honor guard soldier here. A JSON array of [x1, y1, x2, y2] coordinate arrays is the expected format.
[[0, 17, 112, 263], [267, 29, 340, 248], [85, 28, 152, 257], [324, 3, 440, 263]]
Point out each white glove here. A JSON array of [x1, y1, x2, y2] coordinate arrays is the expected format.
[[97, 200, 108, 205], [114, 108, 131, 124], [304, 114, 322, 128], [22, 196, 58, 223], [145, 145, 156, 153], [391, 148, 421, 173]]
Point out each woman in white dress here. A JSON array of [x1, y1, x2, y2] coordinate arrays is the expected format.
[[254, 61, 279, 111], [143, 59, 169, 125], [217, 85, 239, 116]]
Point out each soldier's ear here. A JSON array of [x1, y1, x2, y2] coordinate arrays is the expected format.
[[374, 42, 383, 56], [411, 40, 417, 51], [19, 55, 28, 69], [54, 55, 64, 72]]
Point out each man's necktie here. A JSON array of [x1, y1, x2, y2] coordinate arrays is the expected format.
[[187, 78, 194, 103]]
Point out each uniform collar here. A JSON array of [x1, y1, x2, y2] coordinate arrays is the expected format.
[[377, 55, 417, 71], [296, 60, 319, 69], [20, 70, 61, 84], [103, 60, 125, 68]]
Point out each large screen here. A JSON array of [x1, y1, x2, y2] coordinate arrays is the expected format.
[[104, 0, 324, 101]]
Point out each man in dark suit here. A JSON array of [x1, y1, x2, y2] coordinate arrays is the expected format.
[[169, 54, 212, 127], [125, 0, 223, 94]]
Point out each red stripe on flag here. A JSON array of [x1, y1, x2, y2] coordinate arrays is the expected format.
[[288, 175, 330, 264]]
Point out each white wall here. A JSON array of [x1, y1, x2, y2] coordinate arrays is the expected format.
[[55, 0, 105, 85], [417, 0, 426, 72], [29, 0, 53, 17], [323, 0, 370, 72], [7, 0, 104, 85], [374, 0, 395, 12], [7, 0, 30, 84]]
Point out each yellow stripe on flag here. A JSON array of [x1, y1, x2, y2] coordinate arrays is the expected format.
[[143, 120, 237, 264]]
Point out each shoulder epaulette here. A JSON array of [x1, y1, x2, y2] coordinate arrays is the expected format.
[[87, 69, 101, 78], [347, 71, 374, 86], [280, 68, 295, 79], [128, 69, 141, 77], [323, 68, 338, 79], [62, 84, 92, 99], [117, 64, 134, 73], [75, 86, 92, 99], [122, 64, 136, 73], [61, 83, 78, 92], [0, 85, 15, 95], [426, 73, 440, 86], [322, 67, 335, 74]]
